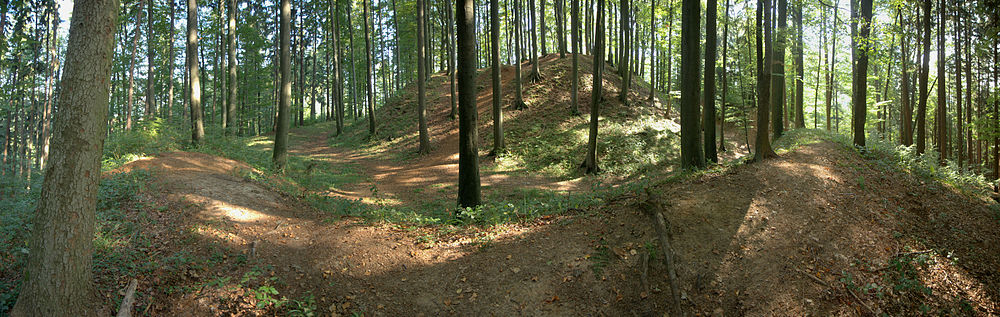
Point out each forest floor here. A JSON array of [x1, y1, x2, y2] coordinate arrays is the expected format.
[[107, 127, 1000, 316]]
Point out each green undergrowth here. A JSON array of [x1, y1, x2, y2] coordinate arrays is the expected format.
[[1, 169, 158, 313], [827, 131, 994, 196]]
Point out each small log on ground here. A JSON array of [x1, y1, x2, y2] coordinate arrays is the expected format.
[[116, 278, 139, 317], [640, 188, 682, 316]]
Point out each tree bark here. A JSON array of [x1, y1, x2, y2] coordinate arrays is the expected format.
[[571, 0, 580, 114], [850, 0, 872, 147], [583, 0, 605, 174], [146, 0, 156, 118], [364, 0, 376, 137], [10, 0, 117, 314], [916, 0, 930, 154], [680, 0, 704, 168], [273, 0, 291, 171], [771, 0, 786, 139], [617, 0, 630, 103], [703, 0, 717, 163], [226, 0, 237, 135], [490, 0, 504, 154], [456, 0, 481, 207], [753, 0, 777, 161], [188, 0, 205, 145], [934, 0, 946, 159], [793, 0, 803, 128], [417, 0, 430, 153], [900, 9, 913, 146]]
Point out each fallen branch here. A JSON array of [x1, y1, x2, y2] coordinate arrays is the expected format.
[[640, 188, 682, 316], [792, 267, 830, 288], [116, 279, 139, 317], [794, 267, 875, 315], [640, 252, 650, 294]]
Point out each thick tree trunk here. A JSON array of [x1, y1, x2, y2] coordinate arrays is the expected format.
[[456, 0, 481, 207], [850, 0, 872, 147], [273, 0, 291, 170], [680, 0, 703, 168], [188, 0, 205, 145], [10, 0, 117, 314]]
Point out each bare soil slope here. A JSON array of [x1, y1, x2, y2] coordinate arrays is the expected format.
[[115, 137, 999, 316]]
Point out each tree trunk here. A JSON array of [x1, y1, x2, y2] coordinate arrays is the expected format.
[[226, 0, 237, 135], [448, 0, 457, 120], [646, 0, 656, 102], [583, 0, 605, 174], [771, 0, 786, 139], [557, 0, 565, 57], [850, 0, 872, 147], [146, 0, 156, 118], [540, 0, 547, 55], [719, 0, 730, 152], [916, 0, 930, 154], [617, 0, 630, 103], [490, 0, 504, 154], [528, 0, 543, 82], [513, 0, 527, 109], [680, 0, 704, 168], [188, 0, 205, 145], [273, 0, 291, 170], [10, 0, 117, 314], [953, 4, 963, 167], [934, 0, 946, 159], [456, 0, 481, 207], [571, 0, 580, 114], [753, 0, 777, 161], [703, 0, 717, 163], [168, 0, 176, 119], [417, 0, 430, 153], [900, 9, 913, 146], [793, 0, 803, 128], [126, 0, 146, 131], [364, 0, 376, 137], [825, 1, 838, 131]]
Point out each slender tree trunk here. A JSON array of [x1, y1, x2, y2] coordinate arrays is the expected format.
[[332, 0, 344, 135], [617, 0, 630, 103], [664, 0, 674, 119], [10, 0, 117, 314], [513, 0, 527, 109], [417, 0, 430, 153], [703, 0, 717, 163], [825, 1, 838, 131], [126, 0, 146, 131], [900, 9, 913, 146], [753, 0, 777, 161], [934, 0, 946, 159], [490, 0, 504, 154], [188, 0, 205, 144], [147, 0, 156, 118], [226, 0, 237, 135], [528, 0, 543, 81], [583, 0, 605, 174], [364, 0, 376, 136], [771, 0, 786, 139], [448, 0, 457, 120], [557, 0, 565, 57], [793, 0, 803, 128], [540, 0, 547, 55], [916, 0, 930, 154], [646, 0, 656, 102], [954, 4, 963, 167], [168, 0, 176, 119], [571, 0, 580, 114], [719, 0, 730, 152]]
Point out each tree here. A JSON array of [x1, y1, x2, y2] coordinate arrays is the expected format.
[[679, 0, 703, 168], [582, 0, 605, 174], [417, 0, 430, 154], [273, 0, 291, 171], [934, 0, 946, 158], [753, 0, 777, 162], [331, 0, 344, 135], [188, 0, 205, 145], [916, 0, 930, 154], [850, 0, 872, 147], [570, 0, 580, 114], [617, 0, 630, 103], [364, 0, 376, 137], [10, 0, 118, 314], [793, 0, 804, 128], [824, 0, 838, 131], [771, 0, 786, 139], [719, 0, 730, 152], [899, 8, 913, 146], [126, 0, 147, 131], [512, 0, 528, 109], [528, 0, 543, 82], [490, 0, 504, 154], [226, 0, 238, 135], [556, 0, 566, 57], [456, 0, 481, 207], [703, 0, 718, 163], [147, 0, 157, 118]]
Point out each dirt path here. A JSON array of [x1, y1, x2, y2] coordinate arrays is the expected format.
[[122, 137, 1000, 315], [288, 120, 589, 208]]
